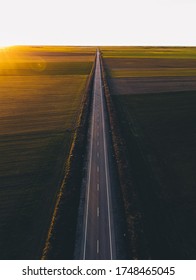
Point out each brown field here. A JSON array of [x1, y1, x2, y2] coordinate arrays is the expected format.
[[0, 46, 95, 259], [101, 47, 196, 259], [107, 76, 196, 95]]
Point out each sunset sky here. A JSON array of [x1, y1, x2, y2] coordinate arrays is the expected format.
[[0, 0, 196, 46]]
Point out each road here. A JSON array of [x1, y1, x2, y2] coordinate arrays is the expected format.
[[82, 50, 116, 259]]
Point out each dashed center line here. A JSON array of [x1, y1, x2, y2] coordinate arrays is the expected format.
[[97, 141, 99, 146], [97, 183, 99, 191], [97, 207, 99, 217], [97, 152, 99, 158], [97, 240, 99, 254], [97, 166, 99, 173]]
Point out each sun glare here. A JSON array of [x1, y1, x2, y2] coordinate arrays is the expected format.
[[0, 46, 10, 50], [0, 40, 14, 49]]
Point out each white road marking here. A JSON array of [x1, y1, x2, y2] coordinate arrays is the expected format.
[[97, 240, 99, 254], [97, 166, 99, 173], [97, 183, 99, 191], [97, 207, 99, 217], [97, 152, 99, 158], [97, 141, 99, 146]]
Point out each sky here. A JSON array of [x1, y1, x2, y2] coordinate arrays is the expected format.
[[0, 0, 196, 46]]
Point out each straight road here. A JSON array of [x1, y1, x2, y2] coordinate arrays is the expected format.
[[82, 50, 116, 259]]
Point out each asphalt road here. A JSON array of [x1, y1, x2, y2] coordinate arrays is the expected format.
[[82, 50, 116, 260]]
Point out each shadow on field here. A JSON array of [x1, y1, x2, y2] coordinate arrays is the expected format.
[[42, 58, 96, 260]]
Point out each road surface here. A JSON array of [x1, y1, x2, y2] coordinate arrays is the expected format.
[[82, 50, 116, 259]]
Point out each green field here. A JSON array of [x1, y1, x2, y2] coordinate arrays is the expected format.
[[101, 46, 196, 58], [0, 46, 95, 259], [102, 47, 196, 259], [110, 68, 196, 78]]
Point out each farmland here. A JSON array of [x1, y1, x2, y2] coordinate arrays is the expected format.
[[0, 46, 95, 259], [101, 47, 196, 259]]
